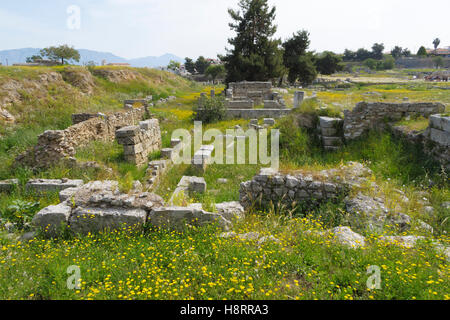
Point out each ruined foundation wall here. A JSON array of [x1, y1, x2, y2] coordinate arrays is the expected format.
[[343, 102, 445, 140], [16, 107, 147, 168]]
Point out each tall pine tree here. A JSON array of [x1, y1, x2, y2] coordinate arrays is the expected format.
[[222, 0, 283, 83]]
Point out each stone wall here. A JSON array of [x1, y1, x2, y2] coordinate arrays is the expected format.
[[424, 115, 449, 170], [16, 107, 147, 168], [115, 119, 162, 166], [226, 108, 291, 119], [71, 113, 105, 125], [239, 168, 346, 209], [344, 102, 445, 140], [229, 82, 273, 105]]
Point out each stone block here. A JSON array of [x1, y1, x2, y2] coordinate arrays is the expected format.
[[26, 179, 84, 193], [429, 114, 450, 133], [319, 117, 343, 128], [0, 179, 19, 193], [32, 203, 72, 235], [264, 118, 275, 126], [69, 207, 147, 235], [148, 207, 229, 231], [430, 128, 450, 146], [323, 137, 343, 147], [115, 125, 140, 138]]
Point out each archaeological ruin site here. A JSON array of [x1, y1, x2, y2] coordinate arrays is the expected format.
[[0, 0, 449, 304]]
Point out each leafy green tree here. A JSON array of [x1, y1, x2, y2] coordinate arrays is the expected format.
[[40, 45, 80, 65], [343, 49, 356, 62], [363, 58, 378, 70], [167, 60, 181, 70], [222, 0, 283, 83], [195, 56, 211, 74], [355, 48, 372, 61], [433, 38, 440, 53], [26, 55, 43, 63], [282, 30, 316, 84], [380, 56, 395, 70], [315, 51, 343, 75], [391, 46, 403, 59], [417, 46, 428, 57], [205, 64, 226, 82], [184, 58, 196, 73], [193, 96, 226, 123], [371, 43, 385, 60], [402, 48, 411, 57], [433, 56, 444, 68]]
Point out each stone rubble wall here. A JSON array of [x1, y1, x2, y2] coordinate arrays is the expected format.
[[31, 180, 243, 236], [239, 168, 347, 209], [16, 107, 147, 169], [115, 119, 162, 166], [343, 102, 445, 140]]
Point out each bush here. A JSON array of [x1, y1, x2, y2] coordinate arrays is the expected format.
[[193, 96, 226, 124]]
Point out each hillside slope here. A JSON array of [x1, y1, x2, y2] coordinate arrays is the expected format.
[[0, 65, 198, 174]]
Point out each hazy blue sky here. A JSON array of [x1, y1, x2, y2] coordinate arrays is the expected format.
[[1, 0, 448, 59]]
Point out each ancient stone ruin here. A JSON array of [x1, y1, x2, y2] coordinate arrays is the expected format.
[[240, 162, 428, 233], [30, 180, 243, 236], [343, 102, 445, 140], [16, 106, 151, 169], [220, 81, 291, 119], [115, 119, 162, 166]]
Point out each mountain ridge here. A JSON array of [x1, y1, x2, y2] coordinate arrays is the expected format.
[[0, 48, 183, 68]]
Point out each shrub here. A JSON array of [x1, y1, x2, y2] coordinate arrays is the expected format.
[[193, 96, 226, 124]]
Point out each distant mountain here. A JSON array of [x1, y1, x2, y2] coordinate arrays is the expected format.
[[0, 48, 183, 68]]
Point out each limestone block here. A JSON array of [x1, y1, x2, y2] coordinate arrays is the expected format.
[[32, 203, 72, 235], [148, 207, 229, 231], [429, 114, 450, 133], [215, 202, 245, 221], [430, 128, 450, 146], [0, 179, 19, 193], [69, 207, 147, 234], [26, 179, 84, 193]]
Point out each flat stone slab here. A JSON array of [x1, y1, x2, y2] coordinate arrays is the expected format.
[[32, 202, 72, 236], [59, 187, 81, 202], [429, 114, 450, 132], [69, 207, 147, 235], [319, 117, 344, 128], [115, 125, 140, 138], [0, 179, 19, 193], [430, 128, 450, 146], [148, 207, 229, 231], [264, 118, 276, 126], [26, 179, 84, 193], [215, 202, 244, 221]]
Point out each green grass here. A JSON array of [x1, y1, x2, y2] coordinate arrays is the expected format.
[[0, 214, 448, 300], [0, 68, 449, 300]]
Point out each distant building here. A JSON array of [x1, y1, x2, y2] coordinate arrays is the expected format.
[[426, 47, 450, 57]]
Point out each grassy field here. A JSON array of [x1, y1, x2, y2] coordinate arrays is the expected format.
[[0, 67, 449, 300]]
